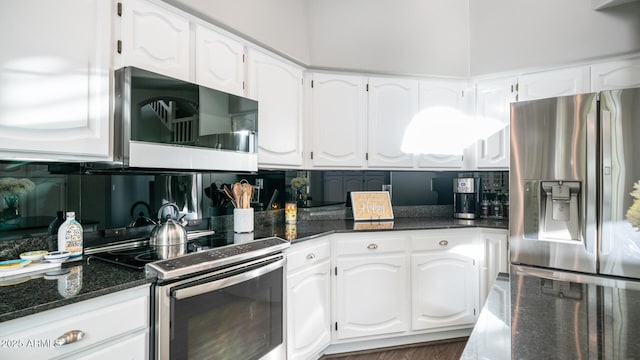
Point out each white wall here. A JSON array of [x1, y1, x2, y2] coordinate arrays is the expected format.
[[165, 0, 640, 77], [469, 0, 640, 76], [306, 0, 470, 77]]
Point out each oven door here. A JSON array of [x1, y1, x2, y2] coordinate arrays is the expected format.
[[155, 254, 286, 360]]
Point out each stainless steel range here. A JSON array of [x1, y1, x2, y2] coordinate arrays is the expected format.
[[90, 234, 289, 360]]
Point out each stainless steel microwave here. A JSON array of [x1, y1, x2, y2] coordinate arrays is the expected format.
[[113, 67, 258, 172]]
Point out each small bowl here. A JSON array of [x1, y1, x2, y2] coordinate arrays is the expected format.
[[20, 250, 49, 262], [0, 259, 31, 272], [44, 251, 71, 263]]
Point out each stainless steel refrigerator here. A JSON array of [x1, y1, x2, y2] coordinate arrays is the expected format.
[[509, 87, 640, 359]]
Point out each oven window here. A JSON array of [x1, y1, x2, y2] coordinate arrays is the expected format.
[[170, 267, 283, 360]]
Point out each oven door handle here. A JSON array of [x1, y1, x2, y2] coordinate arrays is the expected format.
[[171, 255, 285, 300]]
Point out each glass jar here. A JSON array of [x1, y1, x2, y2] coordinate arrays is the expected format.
[[492, 200, 502, 218], [480, 199, 491, 217]]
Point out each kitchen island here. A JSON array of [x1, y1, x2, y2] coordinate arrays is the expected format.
[[460, 272, 510, 360], [462, 267, 640, 359]]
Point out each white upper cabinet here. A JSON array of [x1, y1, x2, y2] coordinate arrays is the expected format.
[[474, 76, 517, 169], [517, 66, 591, 102], [307, 73, 368, 168], [415, 79, 467, 169], [367, 77, 419, 168], [247, 49, 304, 167], [119, 0, 190, 81], [194, 23, 245, 96], [0, 0, 111, 161], [591, 57, 640, 92]]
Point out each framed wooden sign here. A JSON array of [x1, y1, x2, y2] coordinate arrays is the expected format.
[[350, 191, 394, 221]]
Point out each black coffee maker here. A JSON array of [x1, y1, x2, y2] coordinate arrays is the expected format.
[[453, 178, 481, 219]]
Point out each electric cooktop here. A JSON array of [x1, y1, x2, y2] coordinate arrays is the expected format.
[[87, 231, 235, 270]]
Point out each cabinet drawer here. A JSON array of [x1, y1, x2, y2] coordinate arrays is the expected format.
[[0, 287, 149, 359], [287, 238, 330, 273], [335, 233, 407, 255], [410, 230, 475, 252], [66, 330, 148, 360]]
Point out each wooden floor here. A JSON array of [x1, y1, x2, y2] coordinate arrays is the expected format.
[[319, 337, 468, 360]]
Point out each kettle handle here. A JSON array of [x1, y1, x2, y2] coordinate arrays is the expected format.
[[157, 203, 180, 222]]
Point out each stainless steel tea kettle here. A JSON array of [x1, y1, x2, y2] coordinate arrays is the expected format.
[[150, 203, 187, 259]]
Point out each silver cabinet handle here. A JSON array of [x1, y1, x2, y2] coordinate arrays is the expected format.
[[55, 330, 85, 347], [367, 243, 378, 250], [306, 253, 316, 260], [438, 240, 449, 246]]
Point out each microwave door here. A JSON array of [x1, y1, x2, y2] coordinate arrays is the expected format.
[[599, 88, 640, 279]]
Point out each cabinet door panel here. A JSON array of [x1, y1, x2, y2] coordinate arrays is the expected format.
[[475, 77, 516, 169], [367, 77, 418, 168], [195, 24, 245, 96], [416, 79, 466, 168], [336, 254, 408, 339], [310, 73, 367, 168], [591, 58, 640, 91], [248, 49, 304, 167], [287, 259, 331, 360], [0, 0, 110, 160], [412, 252, 477, 330], [69, 331, 148, 360], [518, 66, 590, 102], [120, 0, 190, 81]]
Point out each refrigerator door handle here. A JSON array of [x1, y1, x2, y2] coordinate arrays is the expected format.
[[600, 109, 612, 255], [585, 111, 599, 259]]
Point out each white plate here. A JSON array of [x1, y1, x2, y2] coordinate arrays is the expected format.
[[0, 259, 31, 272], [44, 251, 71, 262], [20, 250, 49, 262]]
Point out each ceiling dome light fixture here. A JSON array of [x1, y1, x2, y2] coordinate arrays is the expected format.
[[400, 107, 507, 155]]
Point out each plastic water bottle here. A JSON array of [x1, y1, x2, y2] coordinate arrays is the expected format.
[[57, 211, 83, 257]]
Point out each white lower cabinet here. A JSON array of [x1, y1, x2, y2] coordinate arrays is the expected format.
[[410, 231, 479, 330], [66, 331, 148, 360], [333, 233, 409, 340], [290, 228, 507, 356], [479, 228, 509, 306], [286, 237, 331, 360], [0, 285, 150, 360]]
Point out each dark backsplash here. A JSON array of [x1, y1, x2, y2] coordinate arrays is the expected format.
[[0, 161, 507, 251]]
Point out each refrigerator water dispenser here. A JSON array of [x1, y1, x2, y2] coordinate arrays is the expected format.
[[524, 180, 582, 242]]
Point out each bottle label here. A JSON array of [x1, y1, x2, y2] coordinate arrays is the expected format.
[[64, 224, 83, 256]]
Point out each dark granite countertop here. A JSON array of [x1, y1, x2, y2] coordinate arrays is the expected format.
[[0, 257, 151, 323], [461, 272, 510, 360], [0, 216, 507, 324], [462, 267, 640, 359], [248, 217, 508, 244]]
